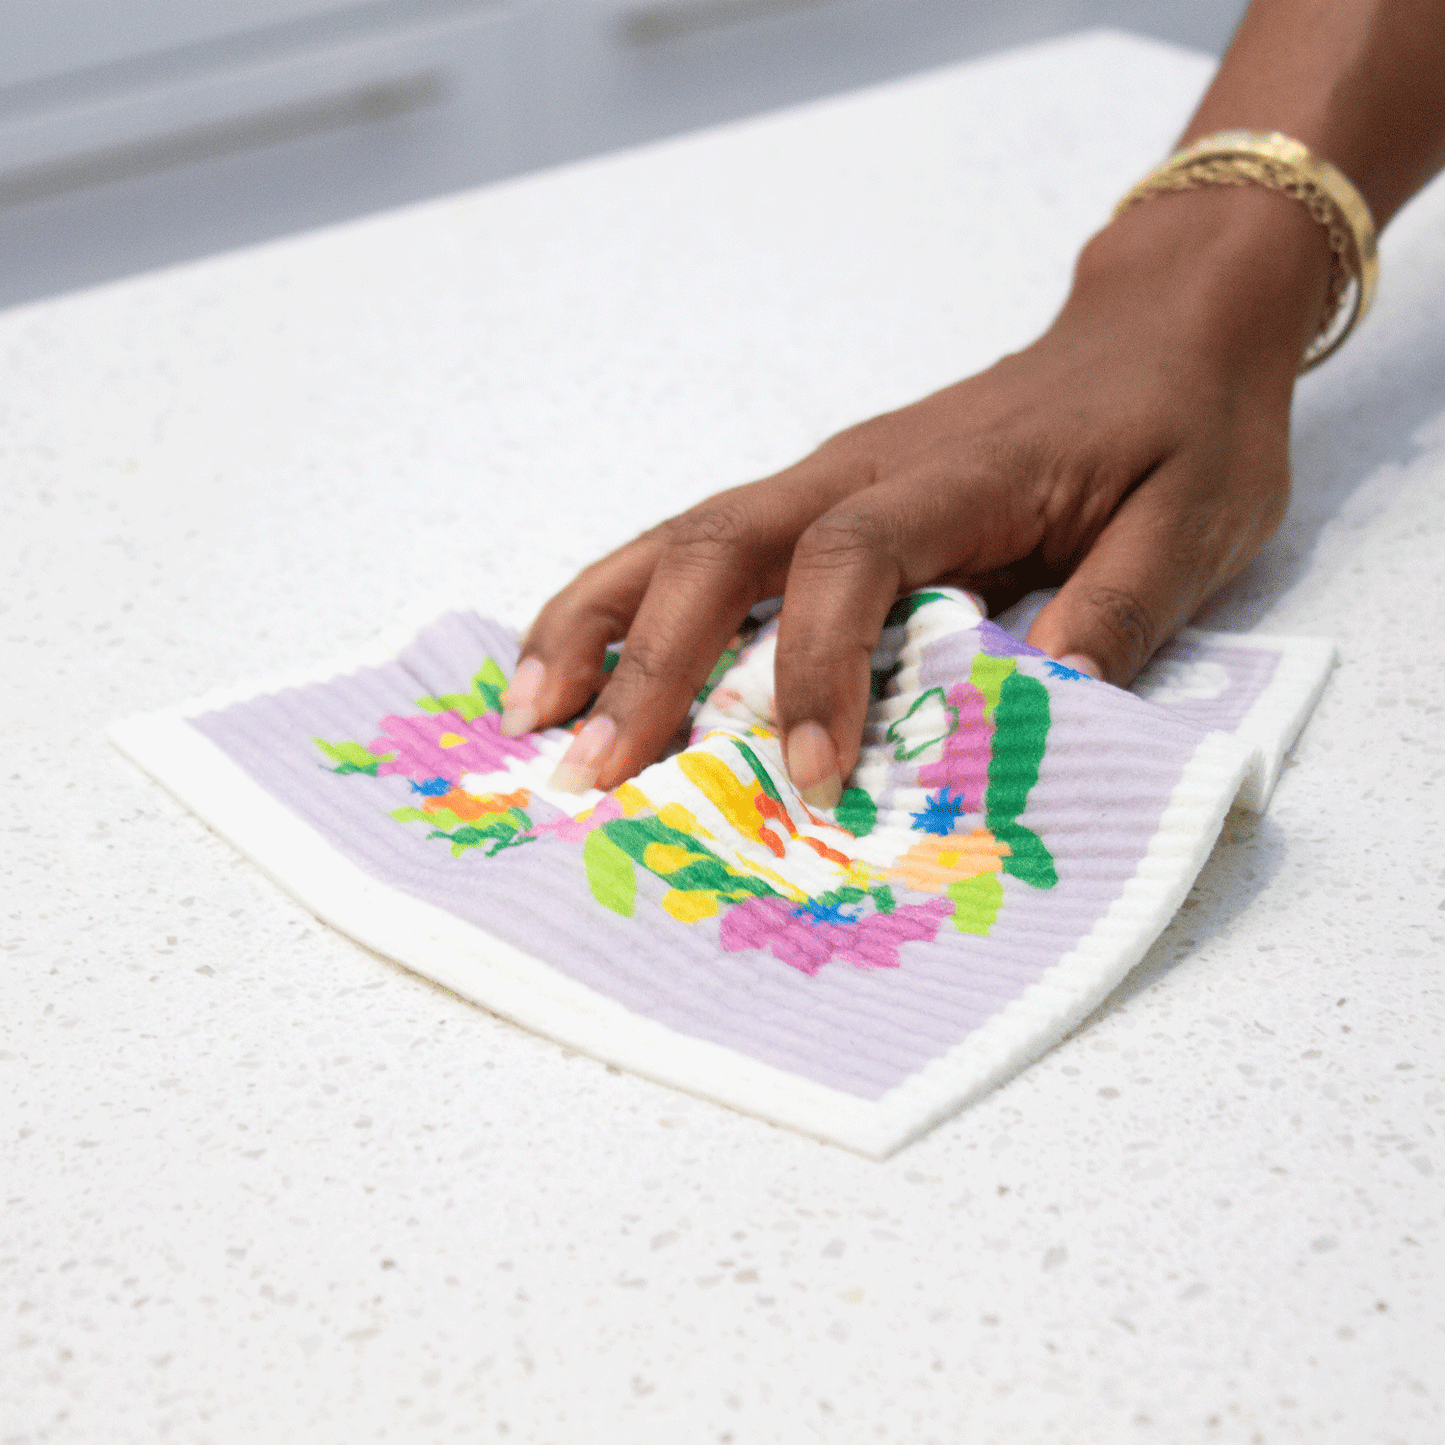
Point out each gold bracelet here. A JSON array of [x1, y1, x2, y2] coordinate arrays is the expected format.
[[1113, 129, 1378, 372]]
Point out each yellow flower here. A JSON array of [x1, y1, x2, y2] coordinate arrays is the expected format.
[[843, 857, 888, 890]]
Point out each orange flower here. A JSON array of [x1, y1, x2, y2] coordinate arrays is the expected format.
[[887, 827, 1009, 894], [424, 786, 529, 821]]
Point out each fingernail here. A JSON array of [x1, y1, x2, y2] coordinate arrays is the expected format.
[[549, 714, 616, 793], [785, 721, 842, 810], [500, 657, 545, 737], [1057, 653, 1102, 679]]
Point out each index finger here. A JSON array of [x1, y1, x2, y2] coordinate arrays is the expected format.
[[545, 492, 792, 792], [771, 473, 1005, 806]]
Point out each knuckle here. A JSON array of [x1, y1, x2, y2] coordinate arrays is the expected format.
[[1081, 584, 1155, 668], [660, 498, 753, 558], [607, 634, 673, 693], [521, 601, 576, 655], [538, 595, 632, 653], [795, 507, 890, 569], [588, 600, 637, 647]]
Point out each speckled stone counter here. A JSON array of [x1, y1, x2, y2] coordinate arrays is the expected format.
[[3, 31, 1442, 1445]]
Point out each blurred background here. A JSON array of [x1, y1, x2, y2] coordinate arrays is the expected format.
[[0, 0, 1246, 309]]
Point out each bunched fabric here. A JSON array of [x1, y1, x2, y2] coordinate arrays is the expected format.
[[110, 590, 1333, 1156]]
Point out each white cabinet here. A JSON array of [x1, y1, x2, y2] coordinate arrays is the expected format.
[[0, 0, 521, 198], [0, 0, 1244, 305], [0, 0, 1246, 194], [1, 0, 382, 87]]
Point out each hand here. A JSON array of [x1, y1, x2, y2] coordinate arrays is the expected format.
[[505, 184, 1332, 805]]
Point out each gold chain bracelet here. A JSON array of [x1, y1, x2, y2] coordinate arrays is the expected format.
[[1113, 130, 1378, 372]]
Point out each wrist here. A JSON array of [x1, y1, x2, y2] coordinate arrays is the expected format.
[[1065, 182, 1334, 384]]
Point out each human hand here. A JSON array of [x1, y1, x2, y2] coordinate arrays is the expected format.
[[504, 184, 1332, 806]]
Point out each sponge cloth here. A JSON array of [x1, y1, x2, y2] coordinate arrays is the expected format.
[[110, 589, 1332, 1157]]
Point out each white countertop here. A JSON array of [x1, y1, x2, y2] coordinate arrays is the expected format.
[[3, 30, 1442, 1444]]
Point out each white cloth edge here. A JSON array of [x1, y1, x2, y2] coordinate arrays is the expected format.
[[1167, 628, 1337, 812], [109, 709, 905, 1156], [109, 684, 1255, 1160]]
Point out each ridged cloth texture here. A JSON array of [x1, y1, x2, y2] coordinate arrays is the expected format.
[[110, 590, 1333, 1156]]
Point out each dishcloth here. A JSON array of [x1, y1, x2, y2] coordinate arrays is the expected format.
[[110, 589, 1333, 1157]]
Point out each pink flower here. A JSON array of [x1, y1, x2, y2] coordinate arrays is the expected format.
[[916, 681, 992, 810], [372, 710, 538, 785], [718, 895, 953, 976], [533, 793, 623, 842]]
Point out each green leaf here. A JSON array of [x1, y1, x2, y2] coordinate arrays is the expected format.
[[982, 672, 1056, 889], [729, 739, 785, 807], [883, 590, 949, 629], [814, 885, 868, 909], [473, 657, 508, 714], [584, 830, 637, 916], [474, 808, 530, 839], [413, 657, 511, 722], [947, 872, 1004, 934], [601, 815, 775, 902], [992, 821, 1058, 890], [968, 654, 1017, 721], [313, 737, 393, 774], [390, 806, 433, 824], [886, 686, 958, 762], [414, 692, 478, 721], [984, 672, 1050, 825], [834, 787, 877, 838]]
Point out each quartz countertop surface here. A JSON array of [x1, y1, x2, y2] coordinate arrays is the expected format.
[[2, 29, 1442, 1445]]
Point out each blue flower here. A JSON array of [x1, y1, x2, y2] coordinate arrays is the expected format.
[[409, 776, 452, 797], [1044, 660, 1087, 681], [911, 789, 968, 835], [792, 897, 862, 926]]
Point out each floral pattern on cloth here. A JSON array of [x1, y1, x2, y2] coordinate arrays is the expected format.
[[312, 591, 1076, 978]]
